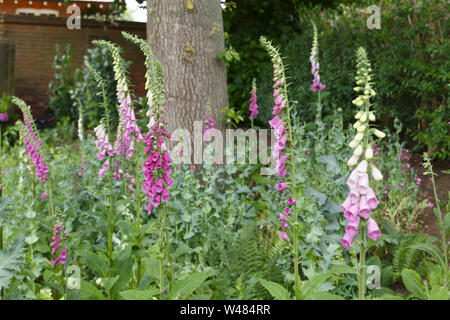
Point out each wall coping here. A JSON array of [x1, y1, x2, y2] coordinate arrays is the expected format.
[[0, 14, 146, 30]]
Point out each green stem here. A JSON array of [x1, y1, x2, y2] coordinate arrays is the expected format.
[[281, 65, 301, 300], [135, 157, 143, 288], [428, 159, 448, 283], [164, 206, 173, 291], [358, 222, 366, 300], [159, 210, 164, 299], [107, 169, 114, 300]]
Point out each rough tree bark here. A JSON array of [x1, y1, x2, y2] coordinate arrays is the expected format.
[[146, 0, 228, 135]]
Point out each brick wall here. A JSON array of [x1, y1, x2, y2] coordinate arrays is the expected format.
[[0, 0, 111, 18], [0, 14, 146, 118]]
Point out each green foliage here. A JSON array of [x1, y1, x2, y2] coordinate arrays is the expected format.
[[48, 44, 127, 130], [0, 238, 25, 291], [230, 223, 284, 299], [224, 0, 449, 159], [392, 234, 428, 277], [48, 44, 74, 123]]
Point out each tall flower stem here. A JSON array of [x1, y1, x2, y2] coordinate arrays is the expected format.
[[164, 206, 173, 286], [358, 221, 366, 300], [281, 66, 301, 300], [424, 154, 448, 285], [135, 155, 143, 287], [158, 210, 165, 298]]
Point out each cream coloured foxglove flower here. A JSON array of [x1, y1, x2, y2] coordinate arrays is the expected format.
[[372, 166, 383, 181]]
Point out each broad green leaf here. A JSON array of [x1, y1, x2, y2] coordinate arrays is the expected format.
[[0, 240, 25, 290], [411, 243, 446, 271], [110, 252, 133, 298], [80, 280, 106, 300], [443, 213, 450, 232], [381, 266, 394, 287], [302, 273, 333, 298], [309, 291, 344, 300], [144, 258, 160, 280], [401, 269, 426, 299], [120, 288, 160, 300], [429, 285, 449, 300], [329, 264, 355, 275], [169, 271, 211, 300], [102, 276, 119, 293], [375, 294, 404, 300], [258, 278, 291, 300], [369, 287, 395, 298], [84, 251, 108, 278], [317, 155, 341, 175]]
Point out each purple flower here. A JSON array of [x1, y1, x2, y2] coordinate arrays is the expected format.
[[276, 183, 288, 191], [0, 112, 8, 122], [280, 231, 288, 241], [51, 223, 68, 266], [249, 84, 259, 120], [367, 218, 381, 241], [341, 232, 356, 250], [309, 24, 326, 92]]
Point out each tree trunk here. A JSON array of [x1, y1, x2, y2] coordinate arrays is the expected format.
[[146, 0, 228, 135]]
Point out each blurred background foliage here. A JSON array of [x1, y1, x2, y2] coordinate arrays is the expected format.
[[222, 0, 449, 160]]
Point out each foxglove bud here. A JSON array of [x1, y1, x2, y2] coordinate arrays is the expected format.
[[355, 133, 364, 142], [365, 147, 373, 159], [372, 166, 383, 181], [372, 128, 386, 139], [357, 124, 366, 133], [354, 145, 363, 157], [349, 139, 359, 149], [356, 160, 368, 173], [347, 155, 359, 166], [369, 112, 375, 121], [360, 112, 367, 123]]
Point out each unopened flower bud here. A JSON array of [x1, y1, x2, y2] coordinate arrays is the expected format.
[[355, 133, 364, 142], [353, 121, 361, 129], [357, 124, 366, 133], [355, 111, 362, 119], [356, 160, 368, 173], [372, 128, 386, 139], [360, 112, 368, 122], [372, 166, 383, 181], [369, 112, 375, 121], [365, 147, 373, 159], [349, 139, 359, 149], [347, 155, 359, 166], [354, 145, 363, 157]]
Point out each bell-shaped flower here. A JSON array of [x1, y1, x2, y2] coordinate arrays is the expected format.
[[358, 195, 372, 219], [340, 231, 356, 250], [345, 215, 360, 236], [367, 218, 381, 241], [365, 188, 379, 209]]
